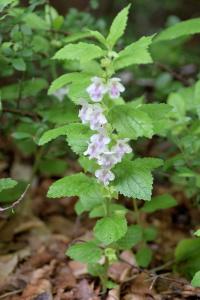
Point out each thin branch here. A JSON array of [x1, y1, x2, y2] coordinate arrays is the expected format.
[[0, 184, 30, 213], [2, 107, 41, 120], [155, 62, 191, 86]]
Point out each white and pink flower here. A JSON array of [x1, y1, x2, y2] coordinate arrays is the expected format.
[[84, 133, 110, 159], [86, 77, 107, 102], [95, 168, 115, 186], [107, 77, 125, 99], [89, 105, 107, 130]]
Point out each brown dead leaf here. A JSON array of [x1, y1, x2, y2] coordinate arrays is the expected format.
[[69, 260, 87, 277], [0, 253, 18, 284], [109, 261, 131, 283], [75, 279, 100, 300], [106, 287, 120, 300]]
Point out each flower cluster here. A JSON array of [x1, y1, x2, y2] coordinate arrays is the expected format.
[[79, 76, 131, 186]]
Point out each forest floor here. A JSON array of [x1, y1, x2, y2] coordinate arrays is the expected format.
[[0, 174, 200, 300]]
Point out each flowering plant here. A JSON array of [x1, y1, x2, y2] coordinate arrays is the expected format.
[[39, 5, 173, 290]]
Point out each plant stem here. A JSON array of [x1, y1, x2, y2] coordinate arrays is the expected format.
[[133, 198, 141, 226]]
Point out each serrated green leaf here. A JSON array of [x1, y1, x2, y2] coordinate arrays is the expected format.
[[133, 158, 163, 170], [136, 246, 153, 268], [89, 30, 107, 45], [78, 156, 98, 173], [141, 194, 177, 213], [113, 160, 153, 201], [108, 104, 153, 139], [191, 271, 200, 287], [65, 123, 92, 155], [48, 173, 105, 210], [107, 5, 130, 49], [155, 18, 200, 42], [38, 125, 69, 146], [67, 75, 91, 104], [94, 215, 127, 245], [63, 32, 92, 44], [114, 36, 153, 70], [139, 103, 172, 135], [53, 42, 104, 63], [67, 241, 102, 264], [117, 225, 143, 250], [48, 72, 90, 95], [0, 178, 17, 193]]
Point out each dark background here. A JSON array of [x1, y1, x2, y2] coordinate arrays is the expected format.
[[50, 0, 200, 36]]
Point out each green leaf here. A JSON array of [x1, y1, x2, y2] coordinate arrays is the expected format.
[[117, 225, 143, 250], [175, 238, 200, 263], [65, 123, 92, 155], [141, 194, 177, 213], [48, 72, 84, 94], [89, 30, 107, 45], [136, 246, 153, 268], [23, 12, 49, 31], [0, 178, 17, 193], [38, 159, 68, 176], [38, 125, 69, 146], [78, 156, 98, 173], [143, 227, 157, 242], [0, 181, 27, 203], [194, 230, 200, 237], [1, 78, 48, 101], [114, 36, 153, 70], [175, 238, 200, 279], [63, 32, 92, 44], [94, 215, 127, 245], [113, 160, 153, 201], [106, 5, 131, 49], [12, 58, 26, 71], [108, 104, 153, 139], [155, 18, 200, 42], [133, 158, 163, 170], [48, 173, 105, 210], [67, 241, 102, 264], [53, 42, 104, 63], [89, 203, 127, 218], [139, 103, 172, 135], [191, 271, 200, 287]]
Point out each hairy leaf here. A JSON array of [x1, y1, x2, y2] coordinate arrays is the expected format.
[[38, 125, 69, 145], [114, 36, 153, 70], [53, 42, 104, 63], [117, 225, 143, 249], [65, 123, 92, 155], [48, 173, 105, 210], [108, 104, 153, 139], [113, 160, 153, 200], [67, 241, 102, 264], [107, 5, 131, 49], [94, 215, 127, 245], [155, 18, 200, 42]]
